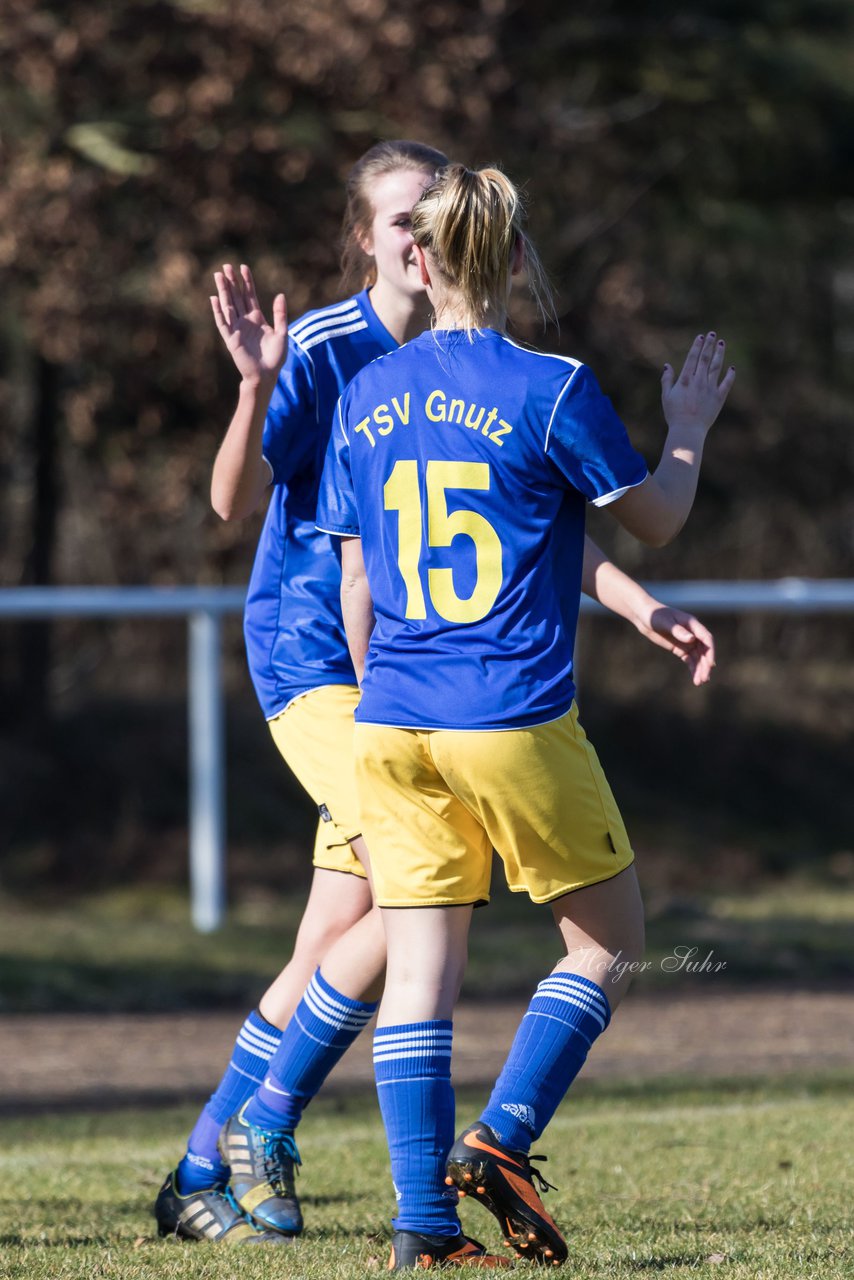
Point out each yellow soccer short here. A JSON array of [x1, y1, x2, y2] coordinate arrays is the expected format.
[[355, 703, 633, 907], [268, 684, 367, 878]]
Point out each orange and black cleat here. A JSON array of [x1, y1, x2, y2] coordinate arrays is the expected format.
[[445, 1121, 567, 1266], [387, 1228, 513, 1270]]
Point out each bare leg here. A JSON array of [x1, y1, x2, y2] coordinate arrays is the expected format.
[[378, 904, 473, 1025], [259, 865, 373, 1027], [550, 863, 645, 1011], [316, 836, 386, 1003], [440, 869, 645, 1263], [227, 839, 387, 1170]]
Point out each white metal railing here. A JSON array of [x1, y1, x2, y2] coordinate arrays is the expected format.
[[1, 579, 852, 931], [1, 587, 242, 933]]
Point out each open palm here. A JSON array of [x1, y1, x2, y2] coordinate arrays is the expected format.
[[210, 263, 288, 383], [661, 332, 735, 434]]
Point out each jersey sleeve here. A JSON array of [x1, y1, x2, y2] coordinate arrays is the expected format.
[[545, 364, 649, 506], [315, 396, 360, 536], [261, 341, 319, 486]]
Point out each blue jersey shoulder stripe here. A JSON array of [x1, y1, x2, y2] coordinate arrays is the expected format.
[[544, 366, 584, 452], [291, 311, 362, 344], [291, 304, 363, 343], [290, 320, 363, 350], [294, 319, 368, 352], [498, 335, 585, 453], [292, 312, 363, 343], [499, 333, 582, 370], [290, 297, 363, 329], [336, 397, 348, 442]]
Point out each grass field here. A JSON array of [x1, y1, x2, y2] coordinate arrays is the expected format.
[[2, 877, 852, 1012], [2, 1076, 851, 1279], [2, 881, 851, 1276]]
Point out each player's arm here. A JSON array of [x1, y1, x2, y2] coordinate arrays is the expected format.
[[340, 537, 375, 684], [318, 396, 369, 676], [581, 537, 714, 685], [609, 333, 735, 547], [209, 264, 287, 520]]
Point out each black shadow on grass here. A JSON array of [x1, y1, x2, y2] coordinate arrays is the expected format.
[[3, 1070, 851, 1122], [304, 1226, 387, 1243], [562, 1070, 854, 1105], [0, 1235, 112, 1247], [300, 1192, 363, 1208], [0, 1088, 214, 1117], [626, 1257, 709, 1271]]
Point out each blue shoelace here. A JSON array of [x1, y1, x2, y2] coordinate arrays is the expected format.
[[262, 1130, 302, 1196]]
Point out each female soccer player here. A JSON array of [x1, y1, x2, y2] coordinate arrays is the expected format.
[[316, 164, 734, 1269], [155, 143, 717, 1245]]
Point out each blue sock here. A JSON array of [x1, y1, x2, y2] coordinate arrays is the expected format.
[[374, 1021, 459, 1237], [479, 971, 611, 1152], [177, 1008, 283, 1193], [244, 969, 378, 1131]]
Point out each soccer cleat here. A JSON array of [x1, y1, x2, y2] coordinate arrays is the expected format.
[[153, 1169, 289, 1244], [218, 1103, 303, 1235], [388, 1229, 513, 1269], [444, 1121, 568, 1266]]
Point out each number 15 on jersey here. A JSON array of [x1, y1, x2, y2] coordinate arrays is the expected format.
[[383, 459, 503, 625]]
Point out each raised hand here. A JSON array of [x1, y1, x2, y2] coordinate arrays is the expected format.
[[210, 263, 288, 386], [639, 604, 716, 686], [662, 333, 735, 435]]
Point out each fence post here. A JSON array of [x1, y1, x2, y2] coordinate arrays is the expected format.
[[188, 609, 226, 932]]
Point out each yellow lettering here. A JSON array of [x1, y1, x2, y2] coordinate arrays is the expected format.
[[481, 408, 499, 435], [425, 390, 446, 422], [426, 461, 503, 623], [384, 460, 427, 619], [488, 419, 513, 446], [392, 394, 410, 425], [354, 416, 376, 447], [374, 405, 395, 436], [448, 398, 465, 425], [464, 404, 485, 431]]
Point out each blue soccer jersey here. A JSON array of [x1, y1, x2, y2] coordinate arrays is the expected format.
[[316, 328, 649, 730], [243, 290, 397, 720]]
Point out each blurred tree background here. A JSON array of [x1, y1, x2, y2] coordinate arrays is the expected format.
[[1, 0, 852, 899]]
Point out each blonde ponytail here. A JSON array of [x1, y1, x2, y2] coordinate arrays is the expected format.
[[410, 164, 553, 329]]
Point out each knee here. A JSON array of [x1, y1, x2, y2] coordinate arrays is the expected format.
[[389, 949, 467, 1007], [293, 913, 356, 966]]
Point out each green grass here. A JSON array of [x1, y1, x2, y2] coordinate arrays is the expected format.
[[1, 1078, 851, 1278], [0, 877, 852, 1012]]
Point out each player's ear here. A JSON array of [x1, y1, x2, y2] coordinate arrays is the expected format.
[[355, 216, 374, 257], [413, 243, 432, 288], [510, 233, 525, 278]]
